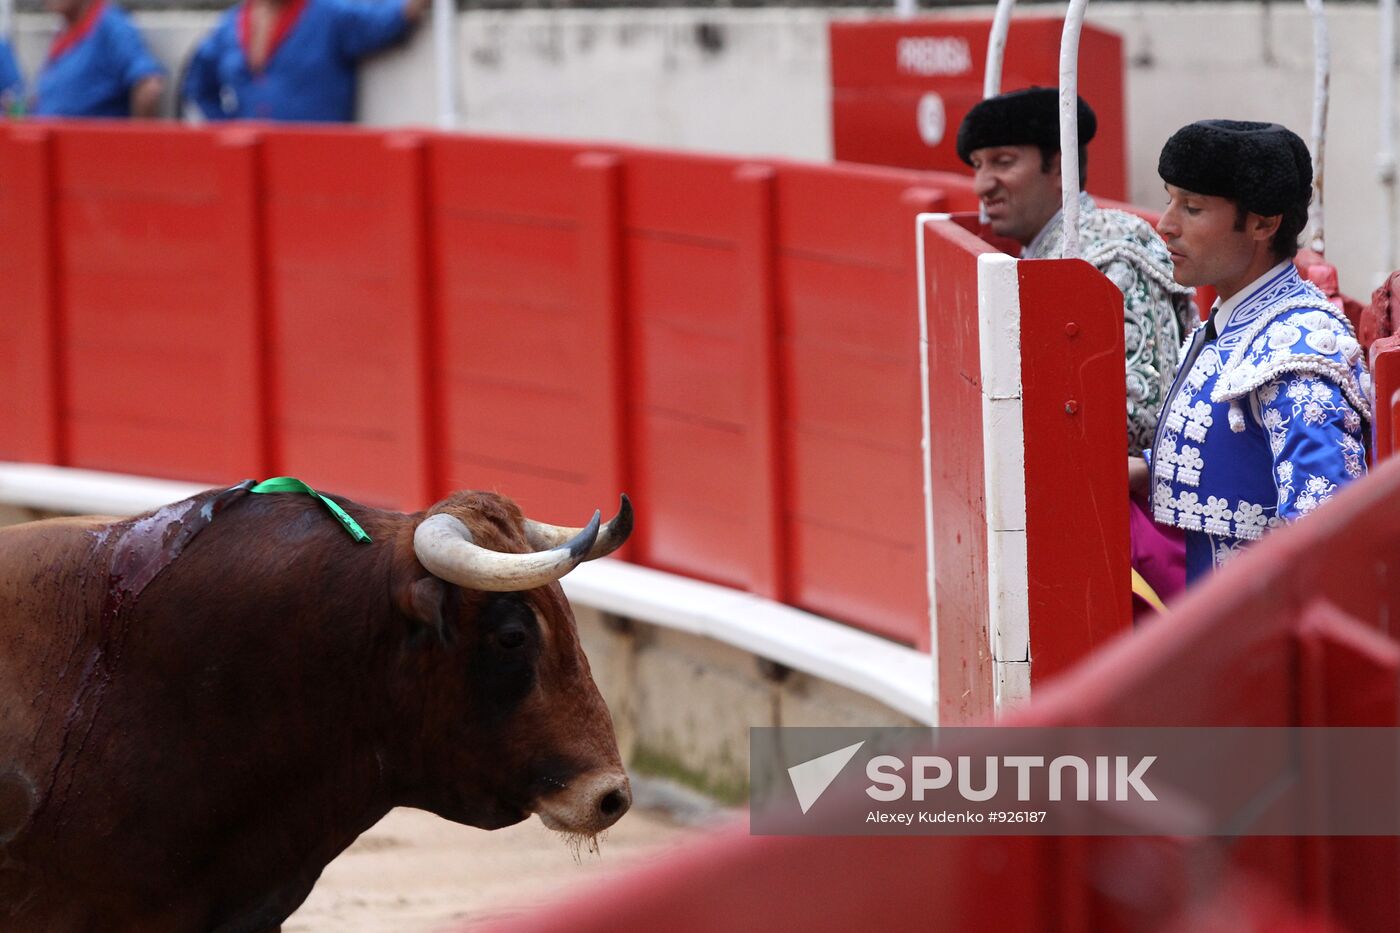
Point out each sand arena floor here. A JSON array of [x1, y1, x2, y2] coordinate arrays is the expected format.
[[285, 799, 716, 931]]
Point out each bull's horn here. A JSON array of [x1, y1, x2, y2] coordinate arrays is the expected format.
[[523, 494, 633, 561], [414, 510, 601, 592]]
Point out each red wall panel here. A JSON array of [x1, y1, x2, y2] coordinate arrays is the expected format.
[[260, 129, 432, 509], [731, 166, 787, 601], [50, 124, 264, 483], [922, 219, 999, 721], [426, 137, 625, 527], [0, 125, 61, 463], [622, 152, 764, 588], [775, 164, 945, 647], [1017, 259, 1132, 681], [830, 18, 1127, 201], [9, 123, 1158, 664]]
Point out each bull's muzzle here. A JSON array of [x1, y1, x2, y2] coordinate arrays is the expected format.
[[537, 770, 633, 835]]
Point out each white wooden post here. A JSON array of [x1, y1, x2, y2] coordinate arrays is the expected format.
[[980, 0, 1017, 224], [1380, 0, 1396, 278], [977, 252, 1031, 714], [1058, 0, 1089, 260], [984, 0, 1017, 100], [433, 0, 459, 128], [1306, 0, 1330, 255]]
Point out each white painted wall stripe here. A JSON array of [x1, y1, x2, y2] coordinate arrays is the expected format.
[[561, 559, 934, 724], [0, 462, 208, 516], [1058, 0, 1089, 260], [995, 659, 1031, 712], [976, 253, 1031, 715]]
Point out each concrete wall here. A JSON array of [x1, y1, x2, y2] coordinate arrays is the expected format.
[[576, 605, 921, 801], [10, 4, 1396, 292]]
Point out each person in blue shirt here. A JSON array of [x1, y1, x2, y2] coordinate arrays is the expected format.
[[1129, 121, 1370, 584], [181, 0, 425, 123], [0, 39, 23, 114], [32, 0, 166, 118]]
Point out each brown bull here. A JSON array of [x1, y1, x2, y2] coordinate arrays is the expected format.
[[0, 481, 634, 931]]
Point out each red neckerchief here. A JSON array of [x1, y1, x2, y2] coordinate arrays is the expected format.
[[237, 0, 309, 73], [47, 0, 106, 62]]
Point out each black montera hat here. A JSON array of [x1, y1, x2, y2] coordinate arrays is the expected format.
[[1157, 120, 1313, 217], [955, 87, 1097, 165]]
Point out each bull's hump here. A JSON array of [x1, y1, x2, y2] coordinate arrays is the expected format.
[[103, 482, 256, 620]]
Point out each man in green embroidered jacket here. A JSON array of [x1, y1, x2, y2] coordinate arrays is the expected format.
[[958, 87, 1196, 454]]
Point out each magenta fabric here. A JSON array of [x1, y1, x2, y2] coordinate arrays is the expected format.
[[1129, 495, 1186, 615]]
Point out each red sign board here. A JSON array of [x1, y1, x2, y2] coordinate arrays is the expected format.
[[831, 17, 1126, 201]]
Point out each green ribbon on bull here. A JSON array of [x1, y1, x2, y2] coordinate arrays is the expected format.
[[249, 477, 371, 543]]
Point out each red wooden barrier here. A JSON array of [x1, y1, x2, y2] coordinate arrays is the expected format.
[[923, 218, 999, 721], [0, 125, 61, 463], [922, 220, 1130, 718], [426, 136, 627, 528], [479, 832, 1332, 932], [1019, 457, 1400, 933], [773, 164, 946, 647], [572, 150, 632, 550], [621, 150, 777, 591], [734, 163, 787, 602], [4, 122, 1145, 665], [1017, 259, 1131, 680], [830, 18, 1127, 201], [259, 128, 434, 509], [46, 123, 266, 483]]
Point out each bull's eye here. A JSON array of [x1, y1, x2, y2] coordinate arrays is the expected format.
[[495, 625, 528, 651], [472, 596, 541, 715]]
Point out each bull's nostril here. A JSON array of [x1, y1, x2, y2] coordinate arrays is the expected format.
[[598, 788, 629, 818]]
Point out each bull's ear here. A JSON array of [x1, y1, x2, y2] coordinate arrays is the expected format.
[[398, 574, 456, 642]]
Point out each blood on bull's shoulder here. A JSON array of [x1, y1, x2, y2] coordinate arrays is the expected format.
[[0, 484, 634, 931]]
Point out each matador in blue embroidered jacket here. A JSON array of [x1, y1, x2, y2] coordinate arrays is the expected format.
[[1148, 260, 1371, 580]]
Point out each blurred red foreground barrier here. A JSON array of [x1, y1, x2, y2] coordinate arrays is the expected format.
[[477, 458, 1400, 933]]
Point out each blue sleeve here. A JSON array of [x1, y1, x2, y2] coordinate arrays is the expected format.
[[109, 14, 166, 89], [329, 0, 410, 60], [1257, 373, 1367, 521], [181, 30, 227, 119], [0, 41, 22, 102]]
